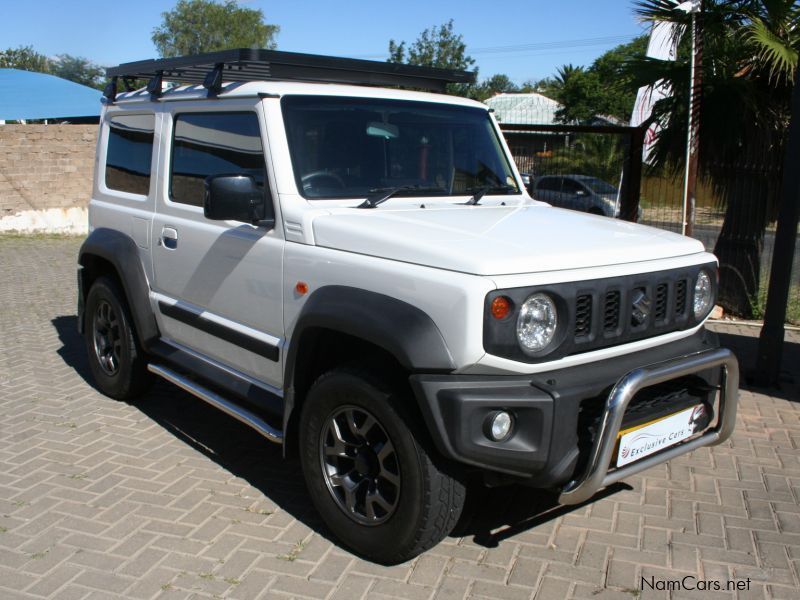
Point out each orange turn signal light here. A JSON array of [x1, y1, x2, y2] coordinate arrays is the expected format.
[[491, 296, 512, 319], [295, 281, 309, 295]]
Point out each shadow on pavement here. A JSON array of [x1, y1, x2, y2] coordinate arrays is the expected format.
[[456, 482, 630, 548], [50, 314, 331, 545], [49, 314, 674, 556], [53, 315, 94, 383], [717, 331, 800, 402]]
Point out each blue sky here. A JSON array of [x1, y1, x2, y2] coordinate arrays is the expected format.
[[0, 1, 647, 85]]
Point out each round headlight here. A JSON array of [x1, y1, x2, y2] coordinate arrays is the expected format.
[[694, 270, 713, 319], [517, 293, 558, 353]]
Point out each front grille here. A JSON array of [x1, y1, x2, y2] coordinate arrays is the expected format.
[[575, 276, 692, 349], [675, 280, 687, 316], [575, 294, 592, 337], [483, 262, 713, 364], [654, 283, 668, 321], [603, 291, 621, 333]]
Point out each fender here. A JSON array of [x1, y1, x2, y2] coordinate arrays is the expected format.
[[282, 285, 456, 433], [78, 227, 159, 347]]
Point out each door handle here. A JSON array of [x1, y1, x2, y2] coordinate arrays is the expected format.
[[161, 227, 178, 249]]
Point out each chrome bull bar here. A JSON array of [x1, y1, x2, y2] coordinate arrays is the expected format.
[[559, 347, 739, 506]]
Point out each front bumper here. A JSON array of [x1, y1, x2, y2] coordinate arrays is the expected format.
[[410, 329, 739, 502], [558, 346, 737, 504]]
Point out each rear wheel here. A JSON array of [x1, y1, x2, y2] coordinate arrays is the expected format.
[[299, 367, 465, 564], [84, 277, 151, 400]]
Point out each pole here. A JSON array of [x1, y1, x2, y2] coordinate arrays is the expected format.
[[619, 126, 647, 222], [681, 3, 702, 237], [755, 66, 800, 387]]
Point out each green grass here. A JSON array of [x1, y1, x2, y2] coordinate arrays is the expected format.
[[750, 283, 800, 325], [277, 540, 306, 562]]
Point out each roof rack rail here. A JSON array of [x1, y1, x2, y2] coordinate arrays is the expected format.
[[104, 48, 476, 101]]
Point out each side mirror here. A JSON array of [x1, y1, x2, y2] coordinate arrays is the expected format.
[[203, 174, 275, 227], [575, 189, 587, 197]]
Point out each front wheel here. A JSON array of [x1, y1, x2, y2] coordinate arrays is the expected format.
[[299, 368, 465, 564], [84, 276, 151, 400]]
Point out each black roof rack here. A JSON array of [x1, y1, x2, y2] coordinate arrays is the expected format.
[[104, 48, 476, 101]]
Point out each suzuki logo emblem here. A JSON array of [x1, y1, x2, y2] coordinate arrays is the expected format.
[[630, 288, 650, 326]]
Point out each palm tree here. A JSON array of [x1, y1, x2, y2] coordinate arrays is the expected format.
[[546, 134, 624, 185], [628, 0, 799, 316]]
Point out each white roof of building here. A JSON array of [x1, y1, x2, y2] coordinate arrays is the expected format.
[[484, 92, 562, 126]]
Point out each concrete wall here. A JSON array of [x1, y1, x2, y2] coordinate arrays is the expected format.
[[0, 124, 97, 218]]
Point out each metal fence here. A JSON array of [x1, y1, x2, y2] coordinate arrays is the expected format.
[[500, 124, 800, 325]]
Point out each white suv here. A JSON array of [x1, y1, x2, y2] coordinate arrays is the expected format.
[[77, 49, 738, 564]]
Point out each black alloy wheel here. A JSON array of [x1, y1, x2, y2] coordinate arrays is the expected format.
[[92, 299, 122, 376], [319, 406, 401, 525], [84, 277, 150, 400], [299, 367, 465, 564]]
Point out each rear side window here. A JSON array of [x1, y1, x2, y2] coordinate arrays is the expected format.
[[537, 177, 561, 192], [170, 112, 265, 207], [562, 179, 584, 194], [105, 114, 155, 195]]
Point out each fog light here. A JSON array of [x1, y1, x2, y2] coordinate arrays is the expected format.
[[486, 411, 513, 441]]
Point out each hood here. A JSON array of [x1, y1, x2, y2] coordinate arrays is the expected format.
[[312, 203, 706, 276]]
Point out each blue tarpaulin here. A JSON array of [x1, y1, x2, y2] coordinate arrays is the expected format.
[[0, 69, 102, 121]]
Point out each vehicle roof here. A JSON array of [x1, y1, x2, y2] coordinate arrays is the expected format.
[[536, 174, 602, 181], [110, 80, 489, 110]]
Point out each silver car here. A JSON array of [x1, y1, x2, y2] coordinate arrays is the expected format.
[[533, 174, 632, 218]]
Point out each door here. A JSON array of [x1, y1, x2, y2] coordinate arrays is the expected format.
[[561, 178, 588, 211], [151, 101, 285, 389], [535, 176, 562, 205]]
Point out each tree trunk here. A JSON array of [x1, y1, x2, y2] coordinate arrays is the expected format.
[[712, 160, 776, 317]]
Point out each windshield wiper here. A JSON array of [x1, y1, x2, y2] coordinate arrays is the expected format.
[[464, 184, 517, 206], [357, 185, 446, 209]]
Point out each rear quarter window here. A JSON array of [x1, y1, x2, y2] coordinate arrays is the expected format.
[[105, 114, 155, 195]]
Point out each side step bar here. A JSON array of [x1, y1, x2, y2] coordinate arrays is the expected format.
[[148, 364, 283, 444]]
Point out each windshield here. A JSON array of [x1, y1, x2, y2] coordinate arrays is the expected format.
[[582, 177, 617, 195], [281, 96, 521, 200]]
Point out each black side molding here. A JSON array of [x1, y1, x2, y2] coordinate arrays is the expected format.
[[158, 301, 280, 362], [147, 339, 283, 417]]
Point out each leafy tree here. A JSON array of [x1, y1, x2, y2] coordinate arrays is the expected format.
[[475, 73, 519, 101], [587, 35, 648, 118], [0, 45, 51, 73], [152, 0, 279, 58], [522, 76, 559, 97], [546, 134, 625, 186], [388, 20, 476, 96], [554, 68, 603, 123], [51, 54, 105, 89], [629, 0, 799, 316], [550, 37, 648, 123]]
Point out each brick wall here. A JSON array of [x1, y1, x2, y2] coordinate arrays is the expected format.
[[0, 124, 97, 216]]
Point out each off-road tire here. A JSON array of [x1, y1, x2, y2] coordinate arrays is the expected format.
[[84, 276, 151, 400], [299, 367, 465, 564]]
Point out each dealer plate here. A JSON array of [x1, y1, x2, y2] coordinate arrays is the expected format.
[[616, 405, 707, 467]]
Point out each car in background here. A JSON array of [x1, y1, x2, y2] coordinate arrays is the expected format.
[[519, 172, 534, 194], [532, 174, 640, 219]]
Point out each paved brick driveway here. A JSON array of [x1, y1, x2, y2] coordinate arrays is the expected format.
[[1, 235, 799, 600]]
